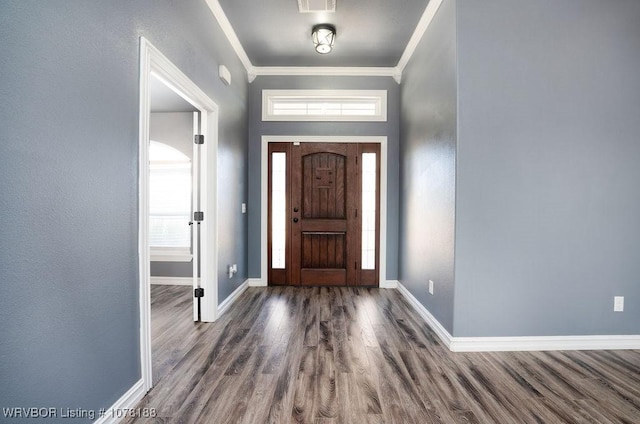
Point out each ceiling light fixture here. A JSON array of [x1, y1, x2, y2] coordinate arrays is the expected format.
[[311, 24, 336, 54]]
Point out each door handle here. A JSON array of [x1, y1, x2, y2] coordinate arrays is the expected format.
[[293, 218, 299, 223]]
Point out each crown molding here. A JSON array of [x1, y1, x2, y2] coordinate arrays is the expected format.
[[253, 66, 402, 83], [204, 0, 255, 81], [206, 0, 442, 83], [396, 0, 444, 74]]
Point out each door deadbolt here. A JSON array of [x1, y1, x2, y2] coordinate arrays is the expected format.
[[293, 218, 299, 223]]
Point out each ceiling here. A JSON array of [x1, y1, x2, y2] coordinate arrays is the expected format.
[[150, 74, 198, 113], [216, 0, 429, 67]]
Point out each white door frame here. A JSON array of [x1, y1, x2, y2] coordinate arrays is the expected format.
[[260, 135, 389, 288], [139, 37, 219, 392]]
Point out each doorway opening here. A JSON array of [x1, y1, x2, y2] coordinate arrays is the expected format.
[[148, 80, 199, 384], [138, 37, 219, 392], [261, 136, 388, 287]]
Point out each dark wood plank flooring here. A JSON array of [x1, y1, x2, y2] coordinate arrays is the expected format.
[[129, 285, 640, 423]]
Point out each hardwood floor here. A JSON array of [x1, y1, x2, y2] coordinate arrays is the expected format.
[[129, 285, 640, 423]]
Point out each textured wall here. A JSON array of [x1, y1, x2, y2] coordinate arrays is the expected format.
[[247, 75, 400, 281], [454, 0, 640, 336], [399, 0, 457, 333], [0, 0, 247, 416]]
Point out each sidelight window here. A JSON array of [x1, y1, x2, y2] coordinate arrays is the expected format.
[[361, 153, 377, 270], [271, 152, 287, 269]]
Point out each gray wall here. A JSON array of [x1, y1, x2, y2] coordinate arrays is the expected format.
[[453, 0, 640, 336], [399, 0, 457, 333], [247, 75, 400, 281], [150, 112, 194, 278], [0, 0, 247, 418]]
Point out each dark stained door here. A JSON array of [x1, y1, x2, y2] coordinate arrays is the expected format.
[[292, 143, 357, 286], [268, 142, 380, 287]]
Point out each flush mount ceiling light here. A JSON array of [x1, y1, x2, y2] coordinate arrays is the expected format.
[[311, 24, 336, 54]]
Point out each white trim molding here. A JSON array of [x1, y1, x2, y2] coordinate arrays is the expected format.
[[203, 0, 444, 84], [261, 136, 388, 289], [397, 282, 640, 352], [254, 66, 401, 84], [248, 278, 267, 287], [396, 0, 444, 74], [93, 379, 145, 424], [203, 0, 443, 84], [396, 282, 454, 349], [451, 335, 640, 352], [218, 280, 249, 316], [380, 280, 399, 289], [138, 38, 153, 394], [150, 277, 193, 286], [139, 36, 220, 394], [204, 0, 253, 78]]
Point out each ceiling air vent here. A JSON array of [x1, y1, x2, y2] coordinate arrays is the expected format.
[[298, 0, 336, 13]]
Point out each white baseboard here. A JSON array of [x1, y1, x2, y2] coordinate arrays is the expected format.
[[396, 282, 454, 349], [396, 282, 640, 352], [218, 280, 249, 316], [380, 280, 399, 289], [451, 335, 640, 352], [94, 379, 146, 424], [150, 276, 192, 286], [248, 278, 267, 287]]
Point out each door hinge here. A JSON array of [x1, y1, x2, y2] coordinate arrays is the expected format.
[[194, 134, 204, 145], [355, 261, 358, 270], [194, 287, 204, 298], [355, 209, 358, 218], [193, 211, 204, 222]]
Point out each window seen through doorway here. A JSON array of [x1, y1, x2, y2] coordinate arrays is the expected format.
[[149, 141, 191, 249]]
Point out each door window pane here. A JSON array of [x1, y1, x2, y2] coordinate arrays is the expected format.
[[272, 153, 286, 269], [361, 153, 376, 269]]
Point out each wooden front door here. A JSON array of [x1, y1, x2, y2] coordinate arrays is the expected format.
[[268, 142, 380, 287]]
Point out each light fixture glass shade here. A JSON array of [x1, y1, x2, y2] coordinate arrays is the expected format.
[[312, 24, 336, 54]]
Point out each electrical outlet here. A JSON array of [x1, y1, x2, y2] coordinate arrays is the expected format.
[[228, 265, 234, 279], [614, 296, 624, 312], [428, 280, 434, 295], [242, 203, 247, 214]]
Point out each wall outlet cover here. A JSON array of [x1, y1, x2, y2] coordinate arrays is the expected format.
[[614, 296, 624, 312], [428, 280, 434, 295]]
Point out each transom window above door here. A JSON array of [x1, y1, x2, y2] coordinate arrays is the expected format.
[[262, 89, 387, 122]]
